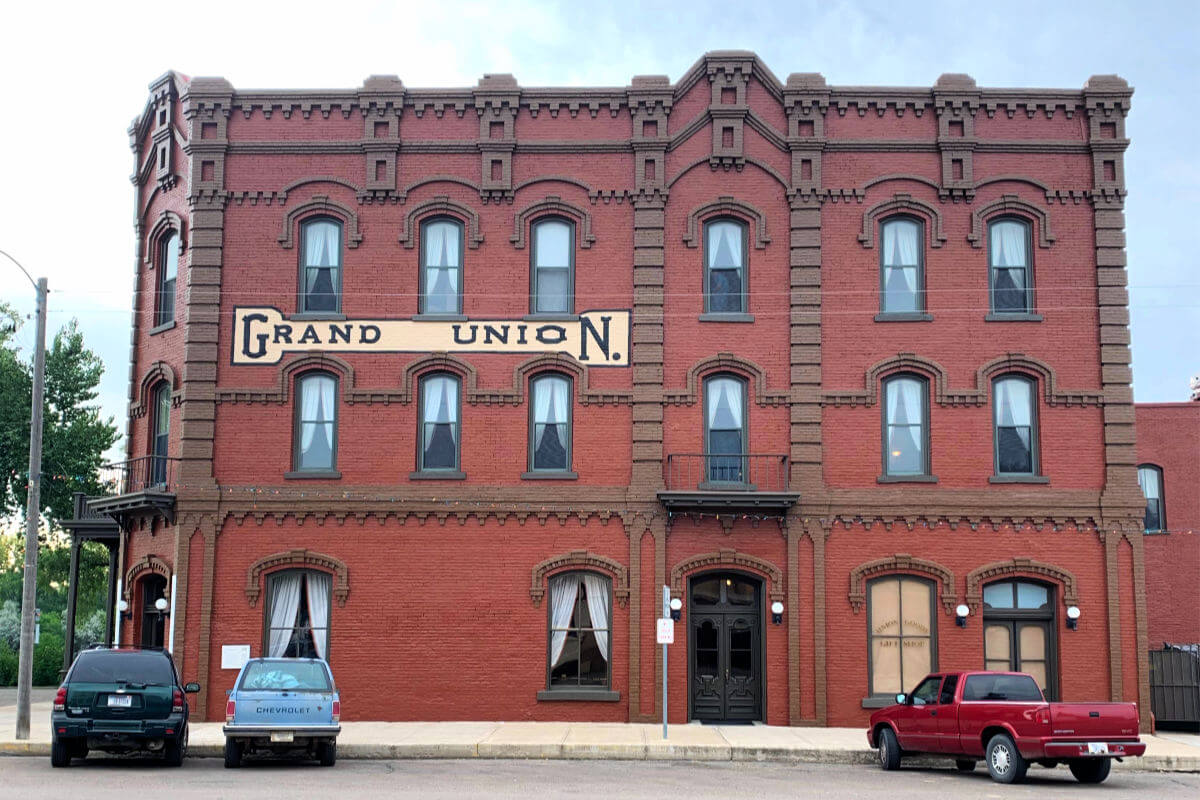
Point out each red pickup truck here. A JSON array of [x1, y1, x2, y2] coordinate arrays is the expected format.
[[867, 671, 1144, 784]]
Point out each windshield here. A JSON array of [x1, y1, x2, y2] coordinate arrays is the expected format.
[[69, 651, 176, 685], [963, 673, 1043, 702], [239, 660, 331, 692]]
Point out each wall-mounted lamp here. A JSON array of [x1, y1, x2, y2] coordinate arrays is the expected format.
[[155, 596, 170, 619], [117, 599, 131, 621], [1066, 605, 1081, 631], [771, 601, 784, 625], [669, 597, 683, 622], [955, 604, 971, 628]]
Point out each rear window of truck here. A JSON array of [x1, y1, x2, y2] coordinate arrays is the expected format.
[[963, 674, 1043, 702], [239, 661, 331, 692], [69, 651, 176, 685]]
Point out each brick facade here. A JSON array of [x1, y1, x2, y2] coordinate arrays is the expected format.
[[114, 54, 1151, 729]]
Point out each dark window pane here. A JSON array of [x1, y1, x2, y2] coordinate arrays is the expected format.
[[423, 423, 457, 469], [939, 675, 958, 705], [708, 268, 743, 312], [726, 578, 755, 605], [692, 578, 721, 606], [993, 267, 1028, 312], [1144, 501, 1161, 532], [997, 426, 1033, 473], [69, 652, 175, 684], [534, 423, 567, 470], [550, 630, 579, 685], [729, 623, 752, 678], [577, 629, 606, 685], [305, 267, 338, 312]]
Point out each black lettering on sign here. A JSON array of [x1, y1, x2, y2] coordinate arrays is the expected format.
[[359, 325, 381, 344], [579, 314, 611, 362], [516, 324, 528, 345], [273, 324, 293, 344], [452, 324, 477, 345], [328, 324, 352, 344], [241, 313, 269, 359], [298, 324, 321, 345], [535, 324, 566, 345], [483, 324, 509, 345]]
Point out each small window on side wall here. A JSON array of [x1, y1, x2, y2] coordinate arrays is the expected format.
[[300, 218, 343, 314], [419, 373, 460, 472], [993, 375, 1038, 476], [880, 218, 923, 313], [156, 232, 179, 327], [1138, 464, 1166, 532], [989, 218, 1033, 314], [294, 372, 338, 472], [704, 219, 747, 313], [531, 218, 573, 315], [420, 218, 463, 314], [547, 571, 611, 690], [530, 374, 571, 471], [882, 374, 929, 477]]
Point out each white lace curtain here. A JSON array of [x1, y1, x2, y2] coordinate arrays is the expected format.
[[991, 220, 1027, 267], [582, 573, 610, 661], [422, 376, 458, 440], [707, 221, 743, 268], [995, 378, 1032, 428], [304, 220, 340, 268], [886, 377, 922, 426], [268, 572, 303, 657], [300, 375, 336, 463], [706, 377, 743, 430], [548, 574, 579, 667], [534, 377, 568, 446], [306, 571, 332, 660]]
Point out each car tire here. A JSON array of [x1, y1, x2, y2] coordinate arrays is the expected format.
[[224, 739, 242, 769], [164, 729, 184, 767], [985, 733, 1028, 784], [1068, 758, 1111, 784], [877, 727, 901, 771], [50, 736, 72, 768], [318, 739, 337, 767], [955, 759, 976, 772]]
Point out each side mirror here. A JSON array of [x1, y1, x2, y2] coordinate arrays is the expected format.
[[184, 682, 201, 693], [895, 693, 906, 705]]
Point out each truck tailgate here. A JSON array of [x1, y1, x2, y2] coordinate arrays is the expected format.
[[1049, 702, 1139, 739], [231, 690, 335, 728]]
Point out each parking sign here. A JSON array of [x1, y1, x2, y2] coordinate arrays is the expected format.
[[656, 617, 674, 645]]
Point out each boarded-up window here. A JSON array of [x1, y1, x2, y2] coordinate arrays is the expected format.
[[868, 576, 935, 697]]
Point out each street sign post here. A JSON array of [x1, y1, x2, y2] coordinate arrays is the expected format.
[[660, 585, 671, 739]]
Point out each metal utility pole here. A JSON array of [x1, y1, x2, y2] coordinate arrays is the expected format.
[[2, 248, 48, 741]]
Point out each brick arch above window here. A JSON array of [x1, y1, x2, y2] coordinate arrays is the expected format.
[[665, 353, 788, 407], [214, 354, 356, 405], [977, 353, 1102, 407], [277, 195, 363, 249], [505, 353, 630, 406], [397, 196, 484, 250], [402, 353, 478, 401], [529, 550, 630, 607], [965, 557, 1078, 612], [670, 549, 784, 602], [123, 554, 171, 603], [245, 548, 349, 608], [682, 196, 770, 250], [144, 210, 186, 266], [858, 193, 947, 249], [849, 554, 957, 616], [511, 196, 594, 249], [967, 194, 1055, 249], [131, 361, 181, 419]]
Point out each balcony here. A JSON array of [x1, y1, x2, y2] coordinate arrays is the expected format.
[[85, 455, 180, 527], [658, 454, 799, 515]]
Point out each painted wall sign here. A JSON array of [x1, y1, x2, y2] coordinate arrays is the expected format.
[[231, 307, 631, 367]]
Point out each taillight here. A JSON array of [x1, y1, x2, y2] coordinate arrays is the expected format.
[[172, 689, 184, 713], [53, 687, 67, 712], [225, 699, 236, 723], [331, 699, 341, 723], [1035, 707, 1051, 725]]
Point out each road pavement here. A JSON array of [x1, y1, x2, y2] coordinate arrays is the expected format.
[[1, 757, 1198, 799]]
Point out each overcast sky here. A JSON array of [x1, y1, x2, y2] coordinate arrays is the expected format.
[[2, 0, 1197, 460]]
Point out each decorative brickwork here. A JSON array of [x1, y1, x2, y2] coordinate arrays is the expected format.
[[963, 557, 1079, 612], [529, 550, 630, 608], [244, 549, 350, 608]]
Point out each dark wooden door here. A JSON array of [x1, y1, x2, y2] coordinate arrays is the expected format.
[[689, 573, 762, 722]]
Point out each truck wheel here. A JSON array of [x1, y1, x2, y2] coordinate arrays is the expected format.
[[224, 739, 242, 769], [50, 736, 72, 768], [985, 733, 1028, 784], [1068, 758, 1111, 784], [877, 727, 901, 771], [318, 739, 337, 767], [955, 759, 976, 772]]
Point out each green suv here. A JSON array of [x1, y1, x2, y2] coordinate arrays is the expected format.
[[51, 646, 200, 767]]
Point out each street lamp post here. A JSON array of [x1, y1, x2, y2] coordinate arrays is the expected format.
[[1, 248, 48, 741]]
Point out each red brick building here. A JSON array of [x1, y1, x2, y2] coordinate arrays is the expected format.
[[70, 53, 1153, 729]]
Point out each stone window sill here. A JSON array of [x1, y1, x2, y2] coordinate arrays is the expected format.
[[413, 313, 467, 322], [877, 474, 938, 484], [536, 689, 620, 702], [862, 696, 896, 709], [984, 312, 1043, 322], [698, 312, 755, 323], [283, 470, 342, 480], [523, 313, 578, 322], [409, 470, 467, 481], [290, 312, 347, 321], [874, 312, 933, 322], [148, 320, 177, 336], [521, 471, 579, 480], [989, 474, 1050, 484]]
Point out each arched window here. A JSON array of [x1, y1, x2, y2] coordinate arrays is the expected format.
[[704, 218, 747, 314], [704, 375, 747, 484], [531, 218, 573, 315], [139, 573, 167, 648], [879, 217, 923, 314], [867, 576, 935, 698], [300, 218, 343, 314], [993, 375, 1039, 476], [546, 571, 611, 691], [150, 383, 171, 486], [529, 374, 571, 472], [264, 569, 333, 660], [156, 232, 179, 327], [418, 373, 460, 472], [988, 218, 1033, 314], [420, 218, 464, 315], [294, 372, 338, 472], [982, 579, 1056, 699], [1138, 464, 1166, 532], [882, 374, 929, 477]]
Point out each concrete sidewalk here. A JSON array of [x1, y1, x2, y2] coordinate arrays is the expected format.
[[2, 700, 1197, 771]]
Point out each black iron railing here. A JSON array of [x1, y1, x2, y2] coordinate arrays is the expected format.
[[98, 455, 180, 495], [664, 454, 790, 492]]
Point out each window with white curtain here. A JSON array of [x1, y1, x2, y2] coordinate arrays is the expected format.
[[880, 218, 922, 313], [989, 219, 1032, 313], [265, 569, 332, 660], [420, 218, 463, 314], [156, 232, 179, 326], [704, 375, 747, 483], [530, 374, 571, 471], [300, 218, 342, 313], [883, 374, 928, 476], [1138, 464, 1166, 532], [704, 219, 747, 313], [531, 218, 573, 314], [295, 372, 338, 471], [993, 375, 1038, 475], [547, 571, 611, 688], [419, 373, 460, 471], [151, 383, 170, 485]]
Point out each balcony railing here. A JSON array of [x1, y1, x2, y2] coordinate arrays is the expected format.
[[100, 455, 180, 495], [664, 453, 790, 493]]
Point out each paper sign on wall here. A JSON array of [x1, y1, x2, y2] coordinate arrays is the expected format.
[[221, 644, 251, 669]]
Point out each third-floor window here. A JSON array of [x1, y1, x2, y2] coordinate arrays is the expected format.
[[704, 219, 747, 314], [989, 218, 1033, 314], [156, 232, 179, 327], [531, 218, 574, 315], [300, 218, 342, 314], [880, 217, 923, 314]]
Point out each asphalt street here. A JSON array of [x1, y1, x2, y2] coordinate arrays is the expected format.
[[1, 757, 1197, 799]]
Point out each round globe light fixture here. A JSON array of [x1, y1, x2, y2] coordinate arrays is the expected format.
[[1066, 605, 1081, 630], [955, 604, 971, 628], [154, 597, 169, 613], [770, 601, 784, 615]]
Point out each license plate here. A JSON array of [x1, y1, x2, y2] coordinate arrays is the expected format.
[[107, 694, 133, 708], [270, 731, 294, 743], [1087, 742, 1109, 755]]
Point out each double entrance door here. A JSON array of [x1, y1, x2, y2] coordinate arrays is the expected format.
[[688, 572, 762, 722]]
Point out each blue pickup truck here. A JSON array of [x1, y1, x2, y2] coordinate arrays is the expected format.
[[222, 658, 341, 767]]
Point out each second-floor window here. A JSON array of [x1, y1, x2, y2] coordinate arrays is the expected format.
[[704, 219, 747, 313], [994, 375, 1038, 476], [295, 372, 337, 472], [156, 232, 179, 327], [531, 218, 573, 315], [704, 375, 747, 483], [883, 374, 928, 477], [301, 218, 342, 314], [880, 218, 922, 313], [989, 218, 1032, 314], [420, 218, 463, 314], [530, 374, 571, 471], [1138, 464, 1166, 532], [419, 373, 460, 471], [151, 383, 170, 485]]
